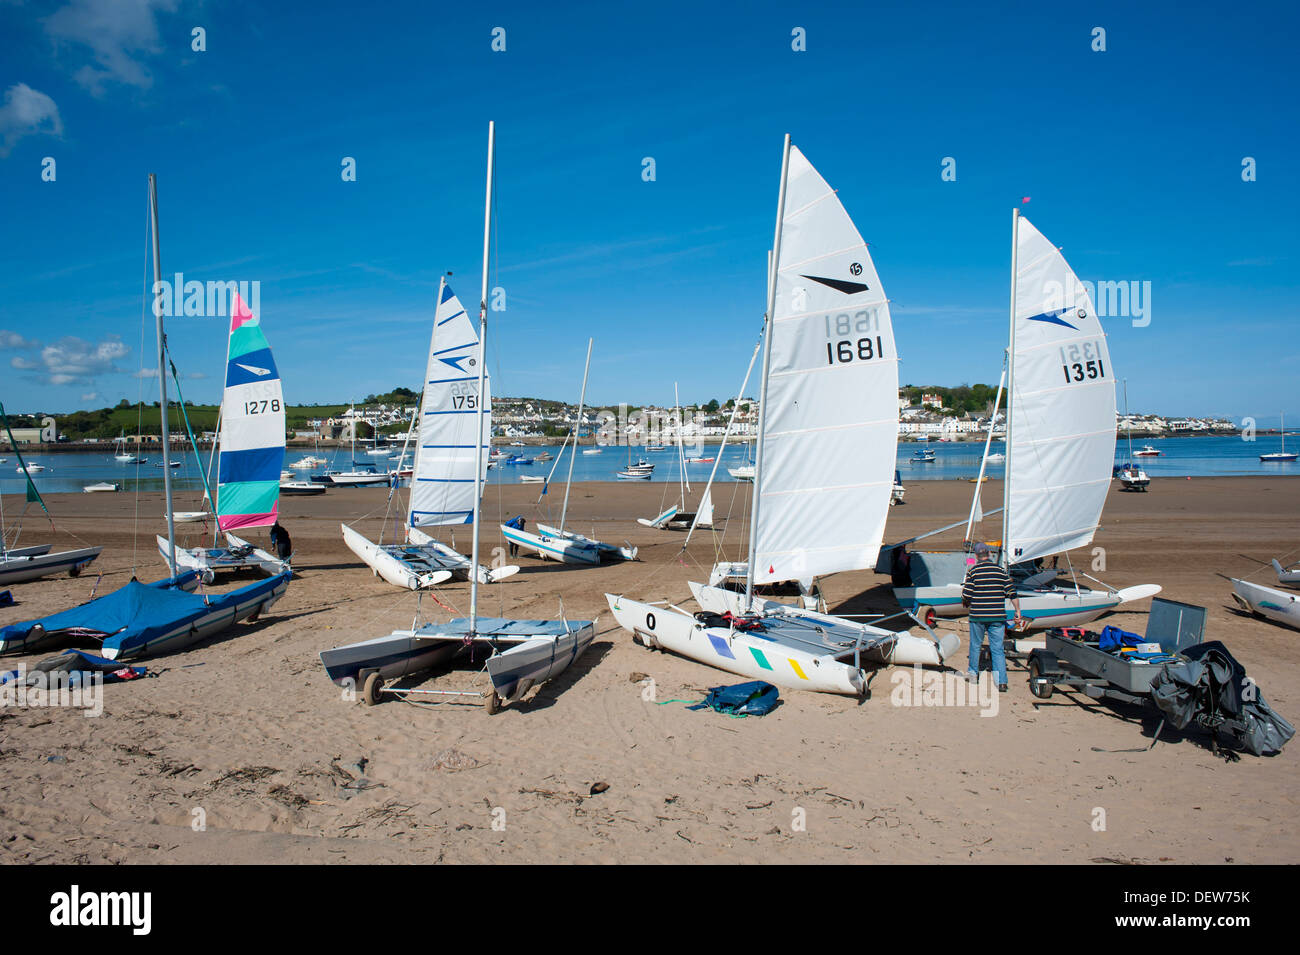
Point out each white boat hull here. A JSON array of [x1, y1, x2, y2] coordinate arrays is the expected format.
[[341, 524, 454, 590], [501, 523, 599, 565], [688, 582, 959, 668], [1273, 559, 1300, 587], [1231, 578, 1300, 631], [0, 546, 102, 586], [605, 593, 867, 695], [535, 523, 636, 562], [891, 581, 1161, 630]]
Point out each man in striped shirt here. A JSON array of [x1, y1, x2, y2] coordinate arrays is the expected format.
[[961, 542, 1025, 692]]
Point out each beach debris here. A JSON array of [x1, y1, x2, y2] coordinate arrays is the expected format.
[[628, 672, 649, 683], [589, 781, 609, 796], [431, 747, 481, 772], [46, 755, 67, 764], [268, 785, 310, 809]]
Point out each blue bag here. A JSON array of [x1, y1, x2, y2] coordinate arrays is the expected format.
[[688, 680, 781, 717], [1099, 625, 1144, 653]]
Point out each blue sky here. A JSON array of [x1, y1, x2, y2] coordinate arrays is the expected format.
[[1, 0, 1296, 424]]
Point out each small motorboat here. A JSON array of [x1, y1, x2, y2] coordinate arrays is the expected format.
[[1133, 445, 1161, 457], [617, 468, 653, 480], [17, 463, 46, 473], [728, 465, 755, 481], [520, 475, 545, 484], [912, 448, 936, 462], [684, 456, 714, 464], [280, 481, 326, 496], [581, 448, 603, 455], [83, 482, 120, 493], [1114, 463, 1150, 491], [153, 461, 182, 469], [172, 511, 211, 523], [290, 455, 326, 469]]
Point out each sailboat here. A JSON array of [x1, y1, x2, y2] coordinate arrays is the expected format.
[[501, 339, 637, 563], [638, 384, 713, 530], [885, 211, 1160, 629], [607, 138, 957, 695], [1273, 559, 1300, 587], [112, 428, 145, 463], [321, 122, 595, 712], [156, 292, 291, 583], [0, 404, 102, 586], [321, 405, 390, 485], [340, 277, 520, 589], [1260, 413, 1297, 462], [2, 175, 287, 660], [1114, 380, 1150, 491]]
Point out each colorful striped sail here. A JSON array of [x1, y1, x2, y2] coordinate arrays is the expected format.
[[217, 292, 285, 531], [408, 280, 491, 526]]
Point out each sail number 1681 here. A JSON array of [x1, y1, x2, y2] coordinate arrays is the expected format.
[[823, 310, 885, 366]]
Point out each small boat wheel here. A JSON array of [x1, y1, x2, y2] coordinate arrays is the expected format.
[[485, 690, 502, 715], [361, 671, 384, 706]]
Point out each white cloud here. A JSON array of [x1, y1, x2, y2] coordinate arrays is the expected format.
[[0, 84, 63, 157], [0, 329, 42, 349], [42, 0, 178, 96], [14, 335, 130, 385], [81, 391, 100, 403]]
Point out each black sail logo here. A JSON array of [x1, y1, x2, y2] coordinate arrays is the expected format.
[[801, 274, 869, 295]]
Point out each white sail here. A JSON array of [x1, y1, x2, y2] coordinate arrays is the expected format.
[[408, 281, 492, 526], [753, 145, 899, 585], [1005, 215, 1116, 564]]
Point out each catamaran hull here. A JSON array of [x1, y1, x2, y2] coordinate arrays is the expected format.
[[486, 621, 597, 703], [534, 523, 636, 562], [891, 582, 1161, 630], [158, 534, 288, 584], [605, 593, 865, 695], [340, 524, 454, 590], [319, 631, 463, 685], [0, 546, 101, 587], [501, 524, 599, 565], [1273, 559, 1300, 588], [1231, 578, 1300, 631], [406, 528, 519, 583], [688, 583, 958, 668]]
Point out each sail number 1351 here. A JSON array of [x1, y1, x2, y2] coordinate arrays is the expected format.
[[1059, 340, 1106, 384]]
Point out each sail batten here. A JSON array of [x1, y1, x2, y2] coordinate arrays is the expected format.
[[217, 293, 284, 532], [408, 281, 491, 528], [1005, 216, 1117, 564], [752, 145, 899, 586]]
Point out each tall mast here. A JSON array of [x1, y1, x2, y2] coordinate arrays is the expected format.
[[674, 381, 687, 506], [150, 174, 177, 576], [468, 120, 495, 635], [744, 134, 792, 610], [559, 337, 592, 533], [964, 362, 1006, 543], [1001, 208, 1020, 568]]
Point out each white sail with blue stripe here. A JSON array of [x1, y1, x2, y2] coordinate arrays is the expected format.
[[409, 281, 492, 527]]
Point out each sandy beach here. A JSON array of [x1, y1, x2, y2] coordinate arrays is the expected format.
[[1, 476, 1296, 865]]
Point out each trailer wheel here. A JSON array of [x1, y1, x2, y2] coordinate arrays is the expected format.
[[361, 671, 384, 706], [915, 604, 937, 629], [1028, 655, 1054, 699], [69, 564, 82, 578], [485, 690, 502, 715]]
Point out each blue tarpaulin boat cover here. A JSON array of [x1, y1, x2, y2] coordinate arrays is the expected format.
[[0, 573, 205, 654]]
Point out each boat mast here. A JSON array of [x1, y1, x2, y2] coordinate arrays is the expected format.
[[150, 174, 177, 576], [1123, 379, 1134, 461], [559, 337, 592, 533], [674, 381, 687, 506], [468, 120, 495, 636], [1000, 207, 1019, 569], [964, 362, 1006, 542], [744, 134, 792, 611]]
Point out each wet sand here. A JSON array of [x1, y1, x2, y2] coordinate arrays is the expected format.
[[2, 476, 1297, 864]]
